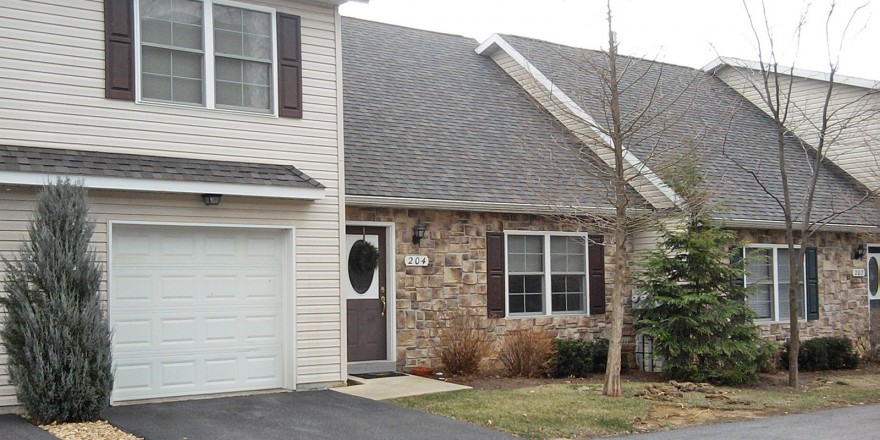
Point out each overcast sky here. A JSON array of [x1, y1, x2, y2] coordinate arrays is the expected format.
[[340, 0, 879, 80]]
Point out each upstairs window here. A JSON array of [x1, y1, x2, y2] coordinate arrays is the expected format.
[[137, 0, 276, 113]]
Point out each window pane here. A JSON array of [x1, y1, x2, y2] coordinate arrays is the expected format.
[[244, 34, 272, 60], [214, 4, 242, 31], [142, 19, 173, 46], [508, 254, 525, 273], [523, 275, 542, 293], [509, 295, 525, 314], [172, 50, 202, 79], [172, 0, 202, 24], [142, 46, 171, 75], [142, 74, 172, 101], [172, 77, 202, 103], [215, 29, 243, 56], [243, 85, 270, 110], [524, 294, 543, 313], [525, 254, 543, 272], [524, 236, 542, 253], [216, 81, 243, 107], [243, 61, 269, 86], [508, 275, 525, 294], [551, 274, 585, 313], [745, 248, 773, 319], [243, 10, 271, 35], [172, 23, 202, 49], [550, 236, 585, 274], [141, 0, 172, 21], [508, 236, 525, 253], [216, 57, 243, 82]]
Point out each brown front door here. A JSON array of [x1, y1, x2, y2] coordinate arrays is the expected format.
[[346, 226, 388, 362]]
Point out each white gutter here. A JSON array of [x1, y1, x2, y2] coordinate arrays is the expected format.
[[346, 194, 625, 215], [0, 170, 325, 200], [475, 34, 682, 208], [718, 217, 878, 233]]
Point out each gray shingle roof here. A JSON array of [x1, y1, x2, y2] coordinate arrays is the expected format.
[[0, 145, 324, 189], [341, 18, 646, 210], [501, 34, 879, 226]]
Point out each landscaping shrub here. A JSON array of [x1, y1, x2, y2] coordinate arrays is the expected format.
[[757, 339, 784, 374], [780, 336, 859, 371], [552, 338, 608, 378], [499, 330, 554, 377], [635, 166, 762, 386], [435, 315, 490, 375], [0, 179, 113, 423]]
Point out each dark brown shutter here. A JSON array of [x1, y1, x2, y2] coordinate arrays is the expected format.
[[277, 13, 303, 118], [105, 0, 135, 100], [588, 234, 606, 315], [805, 247, 820, 320], [486, 231, 505, 318]]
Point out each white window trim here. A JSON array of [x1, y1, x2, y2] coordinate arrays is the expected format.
[[743, 244, 808, 323], [133, 0, 280, 117], [504, 231, 591, 317]]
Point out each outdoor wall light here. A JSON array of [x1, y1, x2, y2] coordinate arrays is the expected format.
[[201, 194, 222, 206], [412, 222, 427, 245], [853, 243, 866, 260]]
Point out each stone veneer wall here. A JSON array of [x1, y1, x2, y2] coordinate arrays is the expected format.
[[739, 229, 875, 343], [346, 207, 627, 370]]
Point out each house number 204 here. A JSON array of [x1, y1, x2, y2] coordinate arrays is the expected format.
[[405, 255, 429, 266]]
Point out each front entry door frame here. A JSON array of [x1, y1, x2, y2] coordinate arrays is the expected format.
[[345, 221, 396, 373]]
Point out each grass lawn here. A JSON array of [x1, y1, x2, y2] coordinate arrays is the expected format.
[[389, 372, 880, 439]]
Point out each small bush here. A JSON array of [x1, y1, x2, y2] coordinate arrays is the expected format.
[[780, 336, 860, 371], [499, 330, 554, 377], [757, 339, 783, 374], [552, 338, 608, 378], [435, 315, 491, 375]]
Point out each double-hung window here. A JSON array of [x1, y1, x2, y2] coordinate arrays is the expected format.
[[506, 233, 588, 315], [743, 246, 806, 321], [138, 0, 276, 113]]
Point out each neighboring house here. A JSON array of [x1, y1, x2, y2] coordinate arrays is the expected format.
[[342, 18, 880, 372], [0, 0, 360, 410], [704, 57, 880, 191]]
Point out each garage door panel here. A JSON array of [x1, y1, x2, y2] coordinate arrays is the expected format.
[[111, 270, 282, 305], [110, 225, 286, 402]]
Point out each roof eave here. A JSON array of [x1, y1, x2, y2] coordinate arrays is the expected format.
[[703, 56, 880, 90], [0, 170, 326, 200]]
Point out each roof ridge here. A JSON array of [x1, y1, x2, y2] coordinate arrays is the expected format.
[[341, 16, 480, 43], [498, 33, 708, 75]]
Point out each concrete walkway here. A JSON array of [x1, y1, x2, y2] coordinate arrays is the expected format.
[[614, 404, 880, 439], [104, 390, 514, 440], [331, 374, 471, 400]]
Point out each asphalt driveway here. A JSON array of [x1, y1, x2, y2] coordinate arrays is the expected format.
[[0, 414, 55, 439], [103, 390, 515, 440]]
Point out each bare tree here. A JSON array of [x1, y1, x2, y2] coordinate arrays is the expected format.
[[721, 0, 878, 387], [510, 3, 711, 396]]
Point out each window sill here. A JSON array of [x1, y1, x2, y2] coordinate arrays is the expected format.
[[135, 99, 279, 119], [506, 312, 591, 319], [755, 319, 807, 325]]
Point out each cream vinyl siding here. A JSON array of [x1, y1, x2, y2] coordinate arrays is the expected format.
[[0, 188, 343, 409], [715, 66, 880, 190], [0, 0, 345, 410], [486, 48, 675, 210]]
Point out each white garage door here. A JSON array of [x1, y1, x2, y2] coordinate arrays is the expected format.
[[110, 225, 288, 402]]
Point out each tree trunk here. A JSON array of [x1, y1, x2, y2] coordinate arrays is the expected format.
[[603, 209, 628, 397]]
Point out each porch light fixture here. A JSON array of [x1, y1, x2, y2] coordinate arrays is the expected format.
[[412, 222, 427, 245], [201, 194, 222, 206], [853, 243, 866, 260]]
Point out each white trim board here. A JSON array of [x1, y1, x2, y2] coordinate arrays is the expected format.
[[703, 56, 880, 90], [475, 34, 681, 209], [0, 171, 325, 200], [345, 194, 625, 215]]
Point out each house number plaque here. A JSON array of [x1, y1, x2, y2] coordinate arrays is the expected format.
[[853, 268, 866, 277], [405, 255, 429, 266]]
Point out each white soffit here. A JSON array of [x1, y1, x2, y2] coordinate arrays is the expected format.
[[475, 34, 682, 208], [0, 171, 326, 200]]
